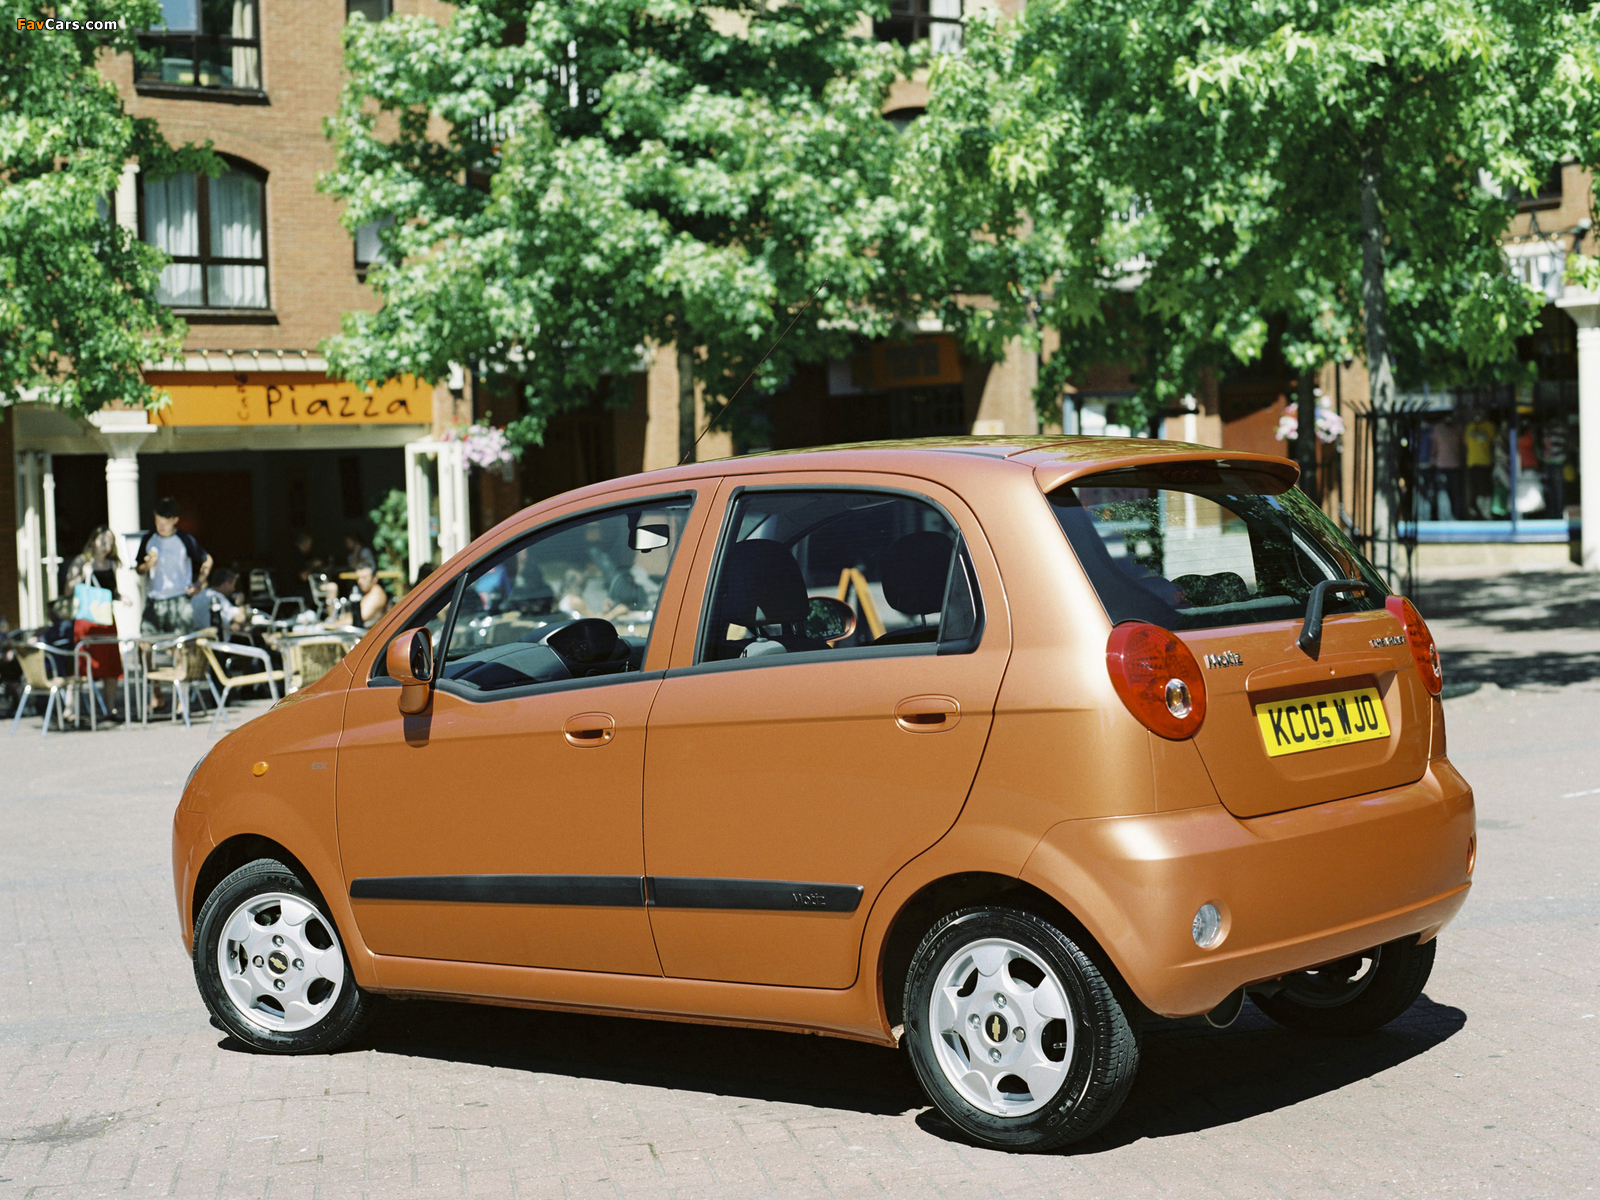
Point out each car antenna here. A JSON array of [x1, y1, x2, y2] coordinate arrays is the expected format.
[[678, 281, 827, 466]]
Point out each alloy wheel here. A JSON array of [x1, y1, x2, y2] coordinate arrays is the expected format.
[[928, 936, 1076, 1117]]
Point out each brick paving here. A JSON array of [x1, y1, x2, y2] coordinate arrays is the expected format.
[[2, 594, 1598, 1197]]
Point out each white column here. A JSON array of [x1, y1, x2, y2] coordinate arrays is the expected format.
[[15, 452, 45, 628], [41, 454, 59, 602], [1556, 289, 1600, 570], [90, 410, 155, 630]]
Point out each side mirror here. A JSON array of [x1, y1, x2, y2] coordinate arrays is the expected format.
[[630, 523, 671, 551], [386, 629, 434, 715], [805, 596, 858, 645]]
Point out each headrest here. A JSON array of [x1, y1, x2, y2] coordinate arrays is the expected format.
[[881, 531, 953, 617], [717, 539, 811, 627]]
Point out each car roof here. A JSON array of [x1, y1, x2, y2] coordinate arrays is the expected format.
[[582, 435, 1299, 496]]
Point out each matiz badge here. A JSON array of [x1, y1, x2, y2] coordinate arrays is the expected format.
[[1203, 651, 1243, 669]]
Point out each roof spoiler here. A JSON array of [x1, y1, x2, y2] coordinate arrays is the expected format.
[[1032, 450, 1299, 496]]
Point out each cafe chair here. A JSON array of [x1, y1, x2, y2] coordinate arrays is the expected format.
[[248, 569, 305, 623], [9, 642, 86, 738], [282, 637, 349, 693], [201, 640, 285, 736], [143, 632, 221, 731]]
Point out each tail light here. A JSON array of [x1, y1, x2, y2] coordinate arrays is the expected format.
[[1106, 622, 1206, 739], [1386, 596, 1442, 695]]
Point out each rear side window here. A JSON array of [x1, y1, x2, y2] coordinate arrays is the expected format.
[[698, 489, 980, 663], [1050, 465, 1387, 631]]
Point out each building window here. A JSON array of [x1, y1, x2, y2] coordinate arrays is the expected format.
[[875, 0, 962, 54], [140, 160, 269, 310], [354, 215, 395, 278], [136, 0, 263, 93], [1513, 164, 1563, 211], [346, 0, 391, 20]]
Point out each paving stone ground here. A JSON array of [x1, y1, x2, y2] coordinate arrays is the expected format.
[[2, 577, 1597, 1197]]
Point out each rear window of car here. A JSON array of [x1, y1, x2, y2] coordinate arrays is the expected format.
[[1049, 464, 1388, 631]]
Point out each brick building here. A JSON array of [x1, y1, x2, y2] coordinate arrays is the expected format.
[[6, 0, 1044, 629]]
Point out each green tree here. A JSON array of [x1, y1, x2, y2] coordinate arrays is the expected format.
[[1, 1, 217, 416], [321, 0, 930, 454], [913, 0, 1600, 433]]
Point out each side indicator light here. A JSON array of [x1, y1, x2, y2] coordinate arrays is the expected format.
[[1385, 596, 1443, 696], [252, 761, 269, 777], [1106, 622, 1207, 739]]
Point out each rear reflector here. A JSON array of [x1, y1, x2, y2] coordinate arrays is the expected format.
[[1386, 596, 1443, 696], [1106, 622, 1207, 739]]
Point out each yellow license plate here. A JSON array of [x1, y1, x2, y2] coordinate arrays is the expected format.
[[1255, 687, 1390, 757]]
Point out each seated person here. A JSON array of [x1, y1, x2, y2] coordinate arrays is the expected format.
[[190, 568, 252, 636], [342, 564, 391, 630]]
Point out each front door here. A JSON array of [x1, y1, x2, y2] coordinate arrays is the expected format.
[[642, 475, 1011, 988], [336, 489, 707, 975]]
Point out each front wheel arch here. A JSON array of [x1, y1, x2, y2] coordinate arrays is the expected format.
[[192, 834, 325, 940]]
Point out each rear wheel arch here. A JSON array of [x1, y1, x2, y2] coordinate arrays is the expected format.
[[192, 835, 326, 938], [878, 873, 1142, 1030]]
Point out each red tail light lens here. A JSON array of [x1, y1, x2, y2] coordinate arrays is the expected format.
[[1106, 622, 1207, 739], [1386, 596, 1442, 695]]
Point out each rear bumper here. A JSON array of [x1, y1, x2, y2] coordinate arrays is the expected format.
[[1021, 757, 1475, 1017]]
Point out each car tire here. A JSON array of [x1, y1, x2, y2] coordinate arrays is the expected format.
[[1252, 935, 1435, 1037], [193, 858, 373, 1054], [902, 906, 1140, 1151]]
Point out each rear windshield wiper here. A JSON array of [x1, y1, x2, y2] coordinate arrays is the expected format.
[[1297, 579, 1367, 657]]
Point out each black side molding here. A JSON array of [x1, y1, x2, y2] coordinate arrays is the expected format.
[[349, 874, 645, 907], [648, 876, 863, 913], [350, 874, 863, 913]]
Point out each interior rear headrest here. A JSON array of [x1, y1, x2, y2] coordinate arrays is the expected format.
[[882, 531, 953, 617], [717, 539, 811, 627]]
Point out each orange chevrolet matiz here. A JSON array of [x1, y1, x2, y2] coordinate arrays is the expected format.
[[173, 438, 1473, 1151]]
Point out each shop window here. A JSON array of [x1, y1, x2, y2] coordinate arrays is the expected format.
[[140, 159, 270, 311], [354, 216, 394, 279], [136, 0, 263, 97], [875, 0, 963, 54], [346, 0, 390, 22]]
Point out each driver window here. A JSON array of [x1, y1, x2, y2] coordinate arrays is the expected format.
[[699, 489, 967, 664], [435, 498, 693, 695]]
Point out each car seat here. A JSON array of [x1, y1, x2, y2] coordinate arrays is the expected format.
[[711, 540, 828, 660]]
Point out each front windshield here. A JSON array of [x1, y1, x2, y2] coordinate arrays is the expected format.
[[1050, 465, 1388, 631]]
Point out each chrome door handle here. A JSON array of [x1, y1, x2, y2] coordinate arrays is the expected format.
[[894, 695, 960, 733], [563, 712, 615, 747]]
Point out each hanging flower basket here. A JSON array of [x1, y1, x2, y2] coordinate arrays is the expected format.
[[1275, 392, 1346, 446], [443, 422, 516, 471]]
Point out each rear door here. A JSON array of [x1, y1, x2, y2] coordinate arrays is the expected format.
[[1048, 463, 1430, 818], [641, 473, 1011, 988]]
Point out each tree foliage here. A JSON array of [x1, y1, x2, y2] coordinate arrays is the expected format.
[[322, 0, 933, 448], [912, 0, 1600, 426], [1, 1, 217, 415]]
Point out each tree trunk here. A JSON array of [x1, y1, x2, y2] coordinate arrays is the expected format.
[[677, 341, 696, 464], [1360, 143, 1399, 585], [1295, 367, 1320, 504]]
